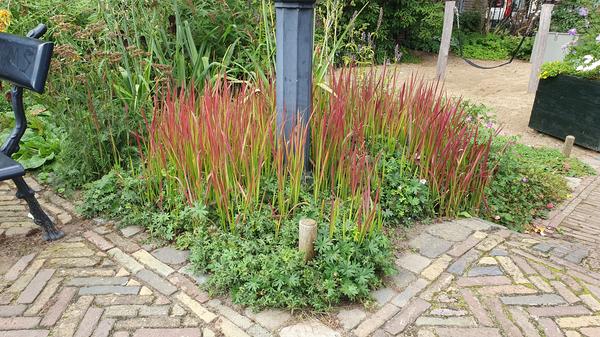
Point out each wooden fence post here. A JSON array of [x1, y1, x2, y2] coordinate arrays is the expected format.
[[437, 0, 456, 81], [528, 2, 554, 93]]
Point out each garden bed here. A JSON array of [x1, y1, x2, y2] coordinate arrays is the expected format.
[[529, 75, 600, 151]]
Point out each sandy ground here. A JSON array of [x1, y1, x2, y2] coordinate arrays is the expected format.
[[389, 53, 600, 167]]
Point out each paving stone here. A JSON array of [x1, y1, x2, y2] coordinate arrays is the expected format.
[[39, 242, 94, 258], [476, 236, 504, 252], [152, 247, 190, 265], [448, 249, 480, 275], [511, 256, 536, 275], [456, 218, 495, 231], [500, 294, 566, 306], [107, 248, 144, 273], [421, 255, 452, 280], [47, 257, 99, 268], [580, 294, 600, 311], [415, 316, 476, 327], [136, 269, 176, 296], [564, 248, 589, 264], [0, 316, 41, 329], [175, 292, 216, 323], [581, 328, 600, 337], [540, 317, 567, 337], [508, 307, 541, 337], [396, 254, 431, 274], [467, 266, 503, 277], [371, 287, 397, 306], [280, 319, 340, 337], [94, 295, 153, 306], [489, 248, 508, 256], [533, 243, 554, 253], [384, 298, 431, 335], [114, 317, 181, 330], [430, 309, 468, 316], [83, 231, 114, 251], [5, 258, 44, 294], [66, 277, 128, 287], [16, 268, 55, 304], [392, 278, 429, 307], [426, 222, 473, 242], [139, 305, 170, 316], [482, 297, 523, 337], [246, 309, 292, 331], [178, 265, 209, 285], [50, 296, 94, 337], [207, 299, 253, 330], [91, 318, 115, 337], [0, 331, 50, 337], [457, 276, 512, 287], [556, 316, 600, 328], [528, 305, 591, 317], [353, 303, 400, 337], [105, 233, 141, 253], [496, 256, 529, 284], [3, 253, 35, 281], [337, 308, 366, 330], [113, 332, 129, 337], [167, 273, 209, 303], [551, 281, 580, 304], [133, 250, 175, 277], [79, 286, 140, 296], [478, 257, 497, 265], [409, 233, 453, 258], [391, 268, 417, 289], [74, 307, 104, 337], [459, 289, 493, 327], [120, 226, 144, 238], [529, 275, 554, 292], [0, 304, 27, 317], [477, 285, 538, 295], [247, 324, 272, 337], [104, 305, 139, 317], [214, 317, 252, 337], [40, 287, 77, 326], [203, 328, 216, 337], [420, 273, 454, 301], [434, 327, 502, 337]]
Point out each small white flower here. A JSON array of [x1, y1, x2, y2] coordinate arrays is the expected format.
[[583, 55, 594, 64], [577, 65, 584, 71], [419, 179, 427, 185]]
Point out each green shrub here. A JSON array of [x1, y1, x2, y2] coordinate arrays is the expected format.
[[456, 33, 533, 61], [482, 137, 594, 231]]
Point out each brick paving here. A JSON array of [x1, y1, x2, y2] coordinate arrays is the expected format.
[[1, 175, 600, 337]]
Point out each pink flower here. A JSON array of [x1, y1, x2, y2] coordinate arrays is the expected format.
[[485, 121, 494, 129], [546, 203, 554, 209], [568, 28, 577, 36], [578, 7, 588, 17]]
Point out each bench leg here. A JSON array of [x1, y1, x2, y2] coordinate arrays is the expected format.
[[13, 177, 65, 241]]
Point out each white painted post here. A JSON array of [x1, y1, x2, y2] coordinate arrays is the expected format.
[[528, 2, 554, 93], [562, 135, 575, 157], [437, 0, 456, 81], [299, 218, 317, 262]]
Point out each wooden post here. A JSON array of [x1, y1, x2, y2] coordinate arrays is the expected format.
[[299, 218, 317, 262], [437, 0, 456, 81], [528, 3, 554, 93], [562, 135, 575, 157]]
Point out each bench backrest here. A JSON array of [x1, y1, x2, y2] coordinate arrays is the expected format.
[[0, 31, 53, 93]]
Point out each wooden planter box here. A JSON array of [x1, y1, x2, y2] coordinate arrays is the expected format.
[[529, 75, 600, 151]]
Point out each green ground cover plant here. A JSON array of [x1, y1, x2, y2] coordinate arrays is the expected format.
[[456, 32, 533, 61]]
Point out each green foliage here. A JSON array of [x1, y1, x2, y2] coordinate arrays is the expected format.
[[460, 10, 484, 33], [456, 33, 533, 61], [482, 137, 594, 231], [551, 0, 600, 33], [0, 107, 61, 170], [540, 35, 600, 81], [190, 208, 394, 310], [375, 145, 431, 226]]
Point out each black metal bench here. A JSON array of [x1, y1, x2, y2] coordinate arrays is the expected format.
[[0, 24, 64, 241]]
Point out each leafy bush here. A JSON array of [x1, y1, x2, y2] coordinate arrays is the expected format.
[[551, 0, 599, 33], [456, 33, 533, 61], [482, 137, 594, 231], [540, 33, 600, 81]]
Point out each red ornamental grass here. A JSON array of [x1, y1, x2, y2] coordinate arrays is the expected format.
[[141, 67, 496, 237]]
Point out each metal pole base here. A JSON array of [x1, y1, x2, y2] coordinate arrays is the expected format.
[[13, 177, 65, 241]]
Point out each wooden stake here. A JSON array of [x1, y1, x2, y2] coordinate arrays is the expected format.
[[437, 1, 456, 81], [299, 218, 317, 262], [563, 135, 575, 157], [528, 3, 554, 93]]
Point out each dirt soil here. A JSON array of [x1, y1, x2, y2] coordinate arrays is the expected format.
[[388, 53, 600, 167]]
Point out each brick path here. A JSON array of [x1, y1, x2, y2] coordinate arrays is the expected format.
[[1, 176, 600, 337]]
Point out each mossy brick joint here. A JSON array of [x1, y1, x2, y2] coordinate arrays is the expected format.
[[0, 24, 64, 241]]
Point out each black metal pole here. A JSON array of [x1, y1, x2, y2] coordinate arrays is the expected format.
[[274, 0, 316, 170]]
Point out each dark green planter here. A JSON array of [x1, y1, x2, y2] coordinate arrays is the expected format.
[[529, 75, 600, 151]]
